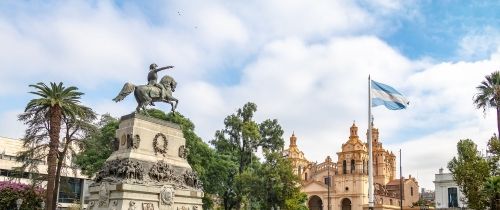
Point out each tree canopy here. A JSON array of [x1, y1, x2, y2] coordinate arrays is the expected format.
[[448, 139, 491, 209]]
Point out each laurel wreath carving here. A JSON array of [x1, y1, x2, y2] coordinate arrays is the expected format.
[[133, 134, 141, 149], [153, 133, 168, 156]]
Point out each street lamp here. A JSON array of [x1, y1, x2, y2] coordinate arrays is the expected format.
[[40, 200, 45, 210], [16, 198, 23, 210]]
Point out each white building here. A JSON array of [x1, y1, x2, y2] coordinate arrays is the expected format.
[[433, 168, 467, 209], [0, 136, 91, 209]]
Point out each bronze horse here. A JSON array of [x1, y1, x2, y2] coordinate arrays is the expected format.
[[113, 75, 178, 113]]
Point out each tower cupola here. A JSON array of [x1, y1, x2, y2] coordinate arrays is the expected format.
[[349, 121, 359, 139]]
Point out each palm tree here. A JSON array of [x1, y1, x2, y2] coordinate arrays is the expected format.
[[473, 71, 500, 137], [483, 176, 500, 210], [23, 82, 91, 210]]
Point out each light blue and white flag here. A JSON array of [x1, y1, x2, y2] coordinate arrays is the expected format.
[[371, 80, 409, 110]]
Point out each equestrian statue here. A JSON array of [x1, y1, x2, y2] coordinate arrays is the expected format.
[[113, 63, 178, 113]]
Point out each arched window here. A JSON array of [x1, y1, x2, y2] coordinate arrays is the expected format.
[[343, 160, 347, 174], [351, 159, 355, 173], [411, 187, 414, 196], [390, 199, 393, 205], [298, 166, 302, 176], [305, 173, 308, 181]]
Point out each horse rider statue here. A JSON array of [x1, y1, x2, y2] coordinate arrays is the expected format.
[[113, 63, 179, 113], [147, 63, 173, 106]]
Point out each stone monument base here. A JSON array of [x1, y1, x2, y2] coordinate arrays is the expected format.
[[87, 113, 203, 210], [88, 183, 203, 210]]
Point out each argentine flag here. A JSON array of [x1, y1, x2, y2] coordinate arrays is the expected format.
[[371, 80, 409, 110]]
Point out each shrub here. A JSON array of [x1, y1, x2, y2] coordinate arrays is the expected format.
[[0, 181, 44, 210]]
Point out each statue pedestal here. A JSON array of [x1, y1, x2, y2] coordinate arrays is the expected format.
[[87, 113, 203, 210]]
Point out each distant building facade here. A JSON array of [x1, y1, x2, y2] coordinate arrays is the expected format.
[[434, 168, 466, 209], [284, 123, 420, 210], [0, 136, 90, 209], [420, 188, 435, 206]]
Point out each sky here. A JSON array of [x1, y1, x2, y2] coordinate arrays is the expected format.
[[1, 0, 500, 191]]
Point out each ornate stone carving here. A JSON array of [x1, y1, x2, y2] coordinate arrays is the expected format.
[[89, 201, 95, 207], [128, 201, 137, 210], [142, 203, 155, 210], [160, 185, 175, 206], [133, 134, 141, 149], [183, 170, 203, 190], [153, 133, 168, 156], [94, 159, 145, 183], [178, 145, 187, 159], [193, 206, 198, 210], [148, 160, 181, 184], [98, 182, 110, 207]]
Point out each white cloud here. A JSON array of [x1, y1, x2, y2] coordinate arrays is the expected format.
[[458, 27, 500, 59]]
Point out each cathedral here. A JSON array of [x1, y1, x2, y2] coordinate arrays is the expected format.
[[283, 123, 420, 210]]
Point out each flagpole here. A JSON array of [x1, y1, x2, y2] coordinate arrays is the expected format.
[[368, 75, 374, 210], [400, 149, 403, 210]]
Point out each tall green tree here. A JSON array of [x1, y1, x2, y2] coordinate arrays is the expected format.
[[75, 114, 118, 177], [473, 71, 500, 136], [488, 135, 500, 176], [210, 102, 285, 210], [18, 82, 94, 210], [252, 152, 308, 210], [448, 139, 491, 209]]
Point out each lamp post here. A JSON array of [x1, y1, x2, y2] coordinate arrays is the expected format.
[[16, 198, 23, 210], [40, 200, 45, 210]]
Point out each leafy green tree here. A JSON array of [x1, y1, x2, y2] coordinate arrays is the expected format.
[[75, 114, 118, 177], [483, 176, 500, 210], [210, 102, 285, 210], [488, 135, 500, 176], [473, 71, 500, 136], [448, 139, 491, 209], [254, 152, 308, 210], [18, 82, 94, 210]]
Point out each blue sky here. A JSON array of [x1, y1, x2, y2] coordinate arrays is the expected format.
[[1, 0, 500, 190]]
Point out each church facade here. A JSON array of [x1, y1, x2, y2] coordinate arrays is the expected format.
[[283, 123, 420, 210]]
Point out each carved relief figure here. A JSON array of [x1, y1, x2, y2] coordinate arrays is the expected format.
[[178, 145, 187, 159], [98, 182, 109, 207], [94, 159, 145, 183], [128, 201, 136, 210], [149, 160, 180, 183], [142, 203, 155, 210], [183, 170, 203, 189], [160, 185, 175, 205]]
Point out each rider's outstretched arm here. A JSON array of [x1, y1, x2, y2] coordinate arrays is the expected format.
[[156, 66, 174, 72]]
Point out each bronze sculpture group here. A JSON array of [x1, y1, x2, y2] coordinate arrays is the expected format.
[[113, 63, 178, 113]]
